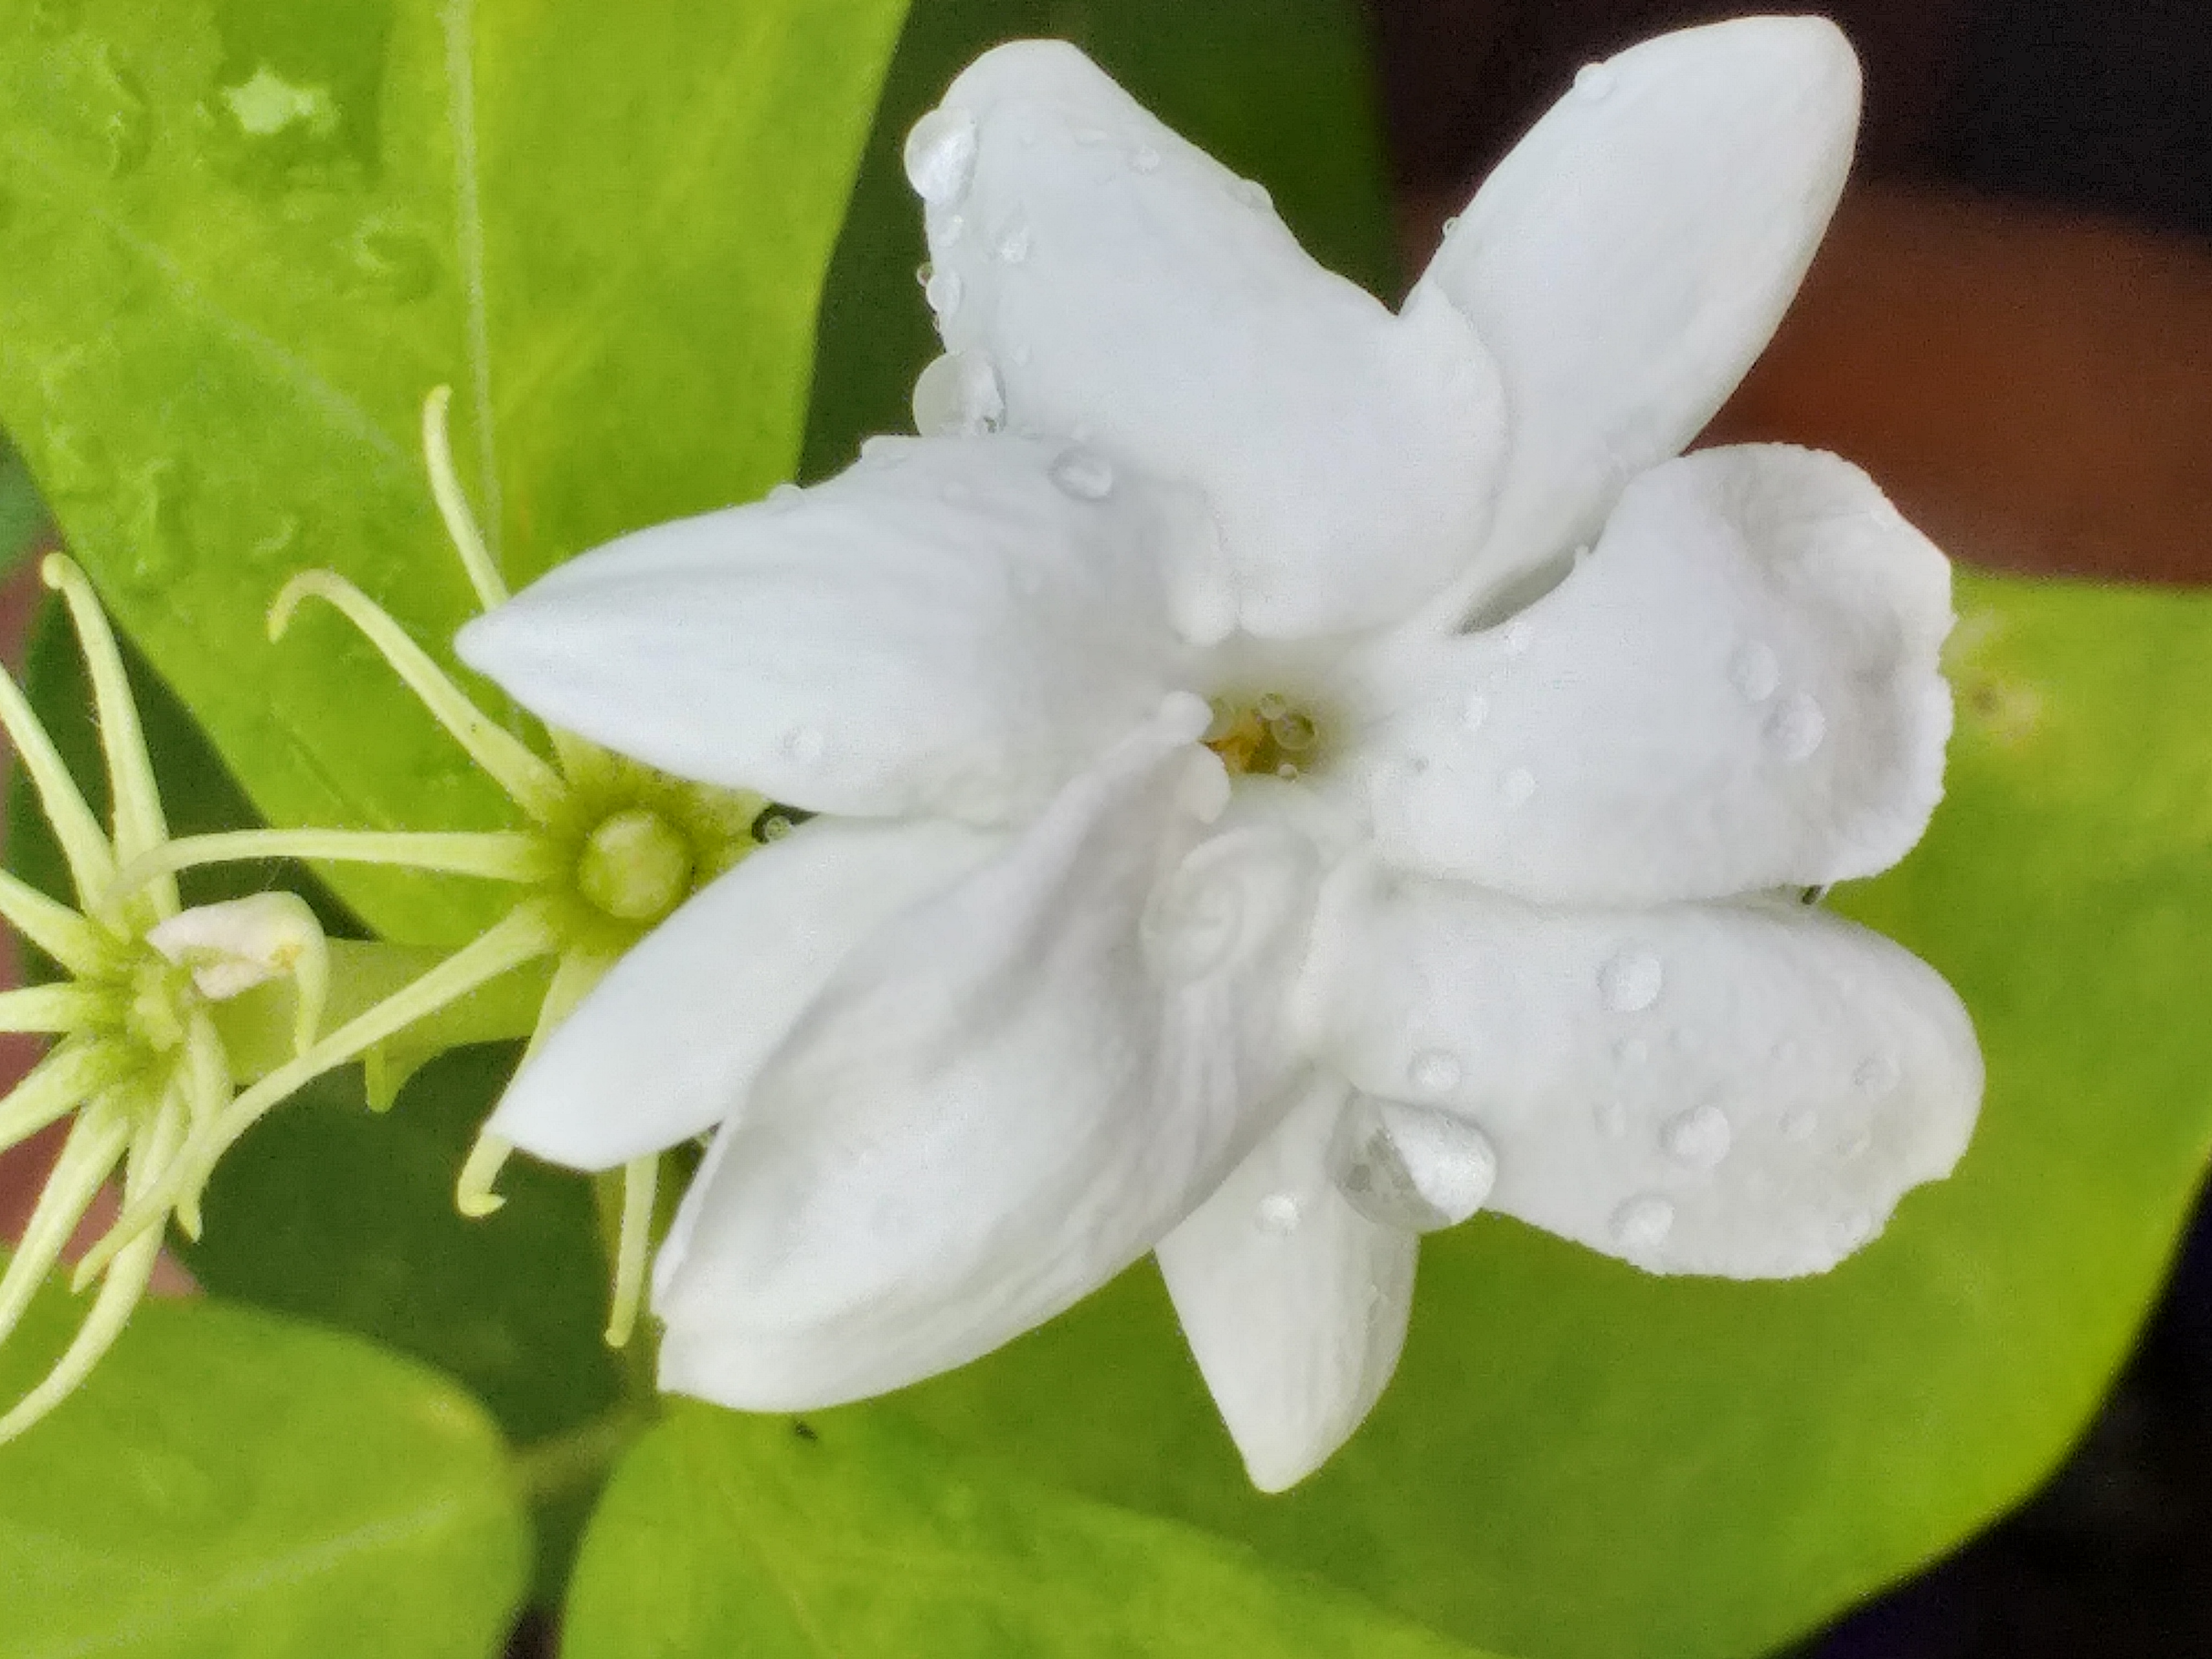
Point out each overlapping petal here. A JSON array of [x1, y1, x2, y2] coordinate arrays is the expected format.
[[488, 817, 1002, 1170], [1357, 445, 1955, 906], [1406, 16, 1859, 621], [1156, 1074, 1418, 1492], [458, 435, 1195, 823], [1296, 858, 1982, 1277], [916, 41, 1506, 639], [655, 700, 1321, 1408]]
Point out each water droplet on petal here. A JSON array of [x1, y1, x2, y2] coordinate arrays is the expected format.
[[1440, 214, 1461, 237], [1232, 177, 1272, 211], [997, 221, 1031, 264], [1769, 692, 1827, 763], [1255, 1192, 1303, 1235], [902, 106, 977, 205], [1501, 616, 1535, 655], [1854, 1054, 1901, 1097], [1073, 125, 1108, 146], [911, 350, 1004, 437], [781, 726, 825, 764], [1598, 948, 1663, 1013], [1461, 692, 1489, 733], [1500, 767, 1536, 807], [1009, 343, 1033, 368], [1329, 1094, 1497, 1232], [1049, 447, 1115, 500], [1781, 1104, 1818, 1141], [1729, 641, 1780, 703], [924, 266, 963, 317], [766, 482, 803, 510], [1131, 143, 1162, 172], [1595, 1098, 1631, 1139], [1141, 863, 1244, 981], [1269, 710, 1317, 752], [1661, 1104, 1733, 1170], [1611, 1193, 1675, 1250], [1408, 1049, 1462, 1093], [1574, 61, 1617, 99], [1830, 1209, 1875, 1251]]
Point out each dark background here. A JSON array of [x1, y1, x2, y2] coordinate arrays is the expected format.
[[1368, 4, 2212, 1654]]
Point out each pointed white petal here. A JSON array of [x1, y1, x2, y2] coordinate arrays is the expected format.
[[1156, 1074, 1417, 1492], [1407, 18, 1859, 617], [655, 701, 1322, 1407], [489, 817, 1000, 1170], [916, 41, 1505, 639], [1355, 446, 1954, 906], [457, 435, 1192, 823], [1298, 860, 1982, 1277]]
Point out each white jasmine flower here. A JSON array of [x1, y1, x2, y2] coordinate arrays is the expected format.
[[458, 18, 1982, 1490]]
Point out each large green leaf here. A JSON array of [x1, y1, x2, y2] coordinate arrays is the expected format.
[[5, 593, 627, 1597], [564, 1401, 1509, 1659], [819, 570, 2211, 1659], [0, 0, 909, 945], [0, 1267, 529, 1658]]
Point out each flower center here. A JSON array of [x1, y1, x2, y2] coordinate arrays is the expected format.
[[1204, 692, 1326, 781], [121, 952, 196, 1058], [576, 806, 694, 923]]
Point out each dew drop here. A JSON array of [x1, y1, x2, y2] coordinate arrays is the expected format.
[[997, 221, 1031, 264], [1500, 616, 1535, 655], [1440, 214, 1461, 237], [1461, 691, 1489, 733], [766, 482, 803, 510], [1408, 1049, 1462, 1093], [1074, 125, 1108, 146], [1853, 1054, 1901, 1097], [902, 106, 978, 206], [1141, 864, 1244, 981], [911, 350, 1005, 437], [1254, 691, 1289, 721], [1010, 342, 1034, 368], [1049, 447, 1115, 500], [1598, 947, 1663, 1013], [1781, 1104, 1818, 1141], [1131, 143, 1162, 172], [1610, 1193, 1675, 1250], [1328, 1094, 1497, 1232], [1268, 709, 1317, 752], [1275, 761, 1298, 780], [1574, 61, 1617, 99], [781, 726, 825, 764], [924, 266, 964, 317], [1729, 641, 1780, 703], [1500, 767, 1536, 807], [1830, 1209, 1875, 1251], [1232, 177, 1272, 211], [1594, 1097, 1631, 1139], [1255, 1192, 1303, 1235], [1769, 692, 1827, 763], [1661, 1104, 1733, 1170]]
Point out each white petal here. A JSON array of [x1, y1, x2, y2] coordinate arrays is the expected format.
[[1156, 1074, 1417, 1492], [1356, 446, 1954, 906], [1406, 18, 1859, 618], [1297, 860, 1982, 1277], [457, 435, 1193, 823], [655, 700, 1322, 1408], [490, 816, 1000, 1170], [917, 41, 1505, 639]]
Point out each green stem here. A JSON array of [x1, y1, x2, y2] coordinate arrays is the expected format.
[[510, 1403, 653, 1506]]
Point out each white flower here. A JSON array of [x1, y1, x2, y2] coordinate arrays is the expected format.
[[456, 18, 1982, 1491]]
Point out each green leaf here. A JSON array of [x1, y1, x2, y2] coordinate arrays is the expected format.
[[801, 0, 1398, 481], [564, 1401, 1508, 1659], [5, 595, 627, 1597], [0, 0, 909, 945], [0, 1267, 529, 1658], [855, 571, 2212, 1659]]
